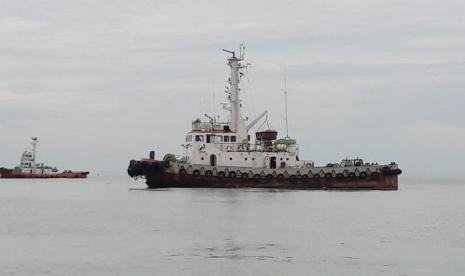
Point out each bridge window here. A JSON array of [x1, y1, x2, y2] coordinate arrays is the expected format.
[[230, 136, 236, 142], [195, 135, 204, 142], [186, 135, 192, 142], [224, 136, 230, 142], [216, 135, 223, 143]]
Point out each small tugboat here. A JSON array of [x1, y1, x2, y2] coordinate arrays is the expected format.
[[0, 137, 89, 179], [128, 47, 401, 190]]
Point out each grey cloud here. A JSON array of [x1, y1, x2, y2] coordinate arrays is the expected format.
[[1, 0, 464, 178]]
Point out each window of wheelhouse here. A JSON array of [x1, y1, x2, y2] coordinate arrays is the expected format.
[[186, 135, 192, 142], [230, 136, 236, 142], [216, 135, 223, 143], [206, 135, 214, 143], [195, 135, 204, 142], [223, 136, 230, 142]]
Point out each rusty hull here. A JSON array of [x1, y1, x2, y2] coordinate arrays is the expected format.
[[128, 159, 400, 190], [143, 170, 398, 190]]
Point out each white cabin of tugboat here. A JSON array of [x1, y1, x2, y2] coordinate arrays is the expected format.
[[179, 46, 314, 170]]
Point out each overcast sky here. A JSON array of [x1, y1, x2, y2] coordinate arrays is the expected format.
[[1, 0, 464, 178]]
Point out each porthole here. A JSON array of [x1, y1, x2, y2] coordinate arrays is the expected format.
[[252, 158, 255, 161], [229, 157, 233, 160], [245, 157, 248, 160], [201, 157, 204, 160], [280, 158, 283, 161], [286, 158, 289, 161]]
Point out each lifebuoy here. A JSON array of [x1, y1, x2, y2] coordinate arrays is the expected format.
[[280, 162, 286, 168], [305, 162, 313, 168]]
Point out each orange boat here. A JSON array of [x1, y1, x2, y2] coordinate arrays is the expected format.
[[0, 138, 89, 179]]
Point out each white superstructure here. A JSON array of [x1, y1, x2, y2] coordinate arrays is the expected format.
[[15, 137, 58, 174], [181, 47, 314, 170]]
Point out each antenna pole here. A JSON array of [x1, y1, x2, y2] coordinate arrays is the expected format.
[[284, 74, 289, 138]]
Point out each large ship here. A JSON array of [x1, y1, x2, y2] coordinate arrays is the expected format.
[[0, 138, 89, 179], [127, 47, 401, 190]]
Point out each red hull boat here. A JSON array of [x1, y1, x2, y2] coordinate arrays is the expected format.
[[0, 137, 89, 179], [0, 168, 89, 179]]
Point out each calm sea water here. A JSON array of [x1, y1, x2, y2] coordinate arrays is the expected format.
[[1, 177, 464, 276]]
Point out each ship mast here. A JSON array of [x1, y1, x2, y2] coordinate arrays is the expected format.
[[222, 45, 247, 140], [284, 74, 289, 138], [31, 137, 38, 162]]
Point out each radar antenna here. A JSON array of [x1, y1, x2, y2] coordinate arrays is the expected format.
[[222, 49, 235, 57]]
